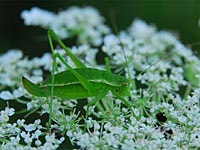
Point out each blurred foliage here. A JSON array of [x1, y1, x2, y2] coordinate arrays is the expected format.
[[0, 0, 200, 56]]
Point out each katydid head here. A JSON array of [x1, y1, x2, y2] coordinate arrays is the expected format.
[[111, 80, 131, 97]]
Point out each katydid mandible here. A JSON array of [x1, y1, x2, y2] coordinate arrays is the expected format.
[[22, 29, 131, 107]]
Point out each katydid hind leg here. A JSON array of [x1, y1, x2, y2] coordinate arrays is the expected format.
[[48, 29, 98, 96], [47, 29, 93, 129], [48, 29, 86, 68], [53, 53, 98, 96]]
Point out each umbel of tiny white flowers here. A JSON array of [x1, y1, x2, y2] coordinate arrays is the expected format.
[[21, 6, 110, 46]]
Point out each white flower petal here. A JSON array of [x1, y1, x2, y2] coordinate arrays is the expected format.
[[0, 91, 14, 100]]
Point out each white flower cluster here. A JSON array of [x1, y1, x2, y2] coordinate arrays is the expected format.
[[0, 50, 52, 87], [0, 107, 65, 149], [103, 19, 200, 96], [1, 6, 200, 149], [66, 93, 200, 150], [21, 7, 110, 46], [0, 50, 52, 100]]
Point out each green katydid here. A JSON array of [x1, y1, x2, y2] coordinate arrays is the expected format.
[[22, 29, 132, 119], [21, 29, 200, 124]]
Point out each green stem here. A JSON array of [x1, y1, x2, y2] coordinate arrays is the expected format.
[[48, 30, 56, 131], [184, 84, 191, 100]]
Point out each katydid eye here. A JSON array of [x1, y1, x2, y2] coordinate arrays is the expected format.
[[124, 83, 128, 87]]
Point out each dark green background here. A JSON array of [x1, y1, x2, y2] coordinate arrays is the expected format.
[[1, 0, 200, 56]]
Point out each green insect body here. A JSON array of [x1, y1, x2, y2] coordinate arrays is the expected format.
[[22, 29, 132, 125], [22, 68, 130, 99]]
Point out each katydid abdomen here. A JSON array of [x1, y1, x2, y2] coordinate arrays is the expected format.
[[22, 68, 130, 99]]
